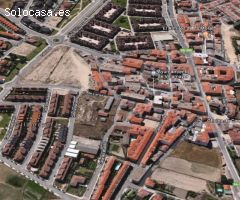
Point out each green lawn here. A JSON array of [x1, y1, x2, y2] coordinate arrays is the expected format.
[[57, 1, 81, 28], [114, 16, 131, 30], [85, 159, 97, 170], [110, 41, 117, 52], [0, 113, 11, 128], [232, 36, 240, 55], [75, 167, 93, 179], [51, 29, 58, 36], [0, 113, 12, 141], [4, 61, 26, 82], [23, 181, 48, 200], [227, 147, 240, 175], [109, 143, 120, 152], [4, 39, 48, 82], [27, 39, 48, 61], [6, 175, 26, 188], [67, 186, 86, 197], [58, 0, 91, 28], [112, 0, 127, 7], [82, 0, 91, 9], [0, 164, 58, 200]]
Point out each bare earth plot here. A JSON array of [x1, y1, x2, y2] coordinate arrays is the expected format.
[[152, 168, 208, 193], [74, 92, 119, 140], [152, 142, 222, 193], [11, 43, 37, 57], [160, 157, 221, 182], [170, 141, 222, 168], [222, 22, 240, 65], [21, 46, 91, 89], [0, 0, 13, 8]]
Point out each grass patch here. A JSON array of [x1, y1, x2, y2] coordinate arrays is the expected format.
[[57, 0, 91, 28], [114, 16, 130, 30], [51, 29, 58, 36], [67, 186, 86, 197], [5, 39, 47, 82], [232, 36, 240, 55], [85, 159, 97, 170], [110, 41, 117, 52], [112, 0, 127, 7], [5, 62, 25, 82], [75, 167, 93, 179], [0, 164, 58, 200], [81, 0, 91, 9], [6, 175, 26, 188], [23, 180, 47, 200], [170, 141, 222, 168], [109, 143, 120, 152], [26, 39, 48, 61], [0, 113, 12, 140], [227, 146, 240, 175], [0, 113, 11, 128], [235, 159, 240, 172]]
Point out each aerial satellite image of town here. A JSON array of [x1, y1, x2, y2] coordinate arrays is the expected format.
[[0, 0, 239, 199]]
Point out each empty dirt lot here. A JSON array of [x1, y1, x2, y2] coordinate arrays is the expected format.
[[74, 92, 119, 139], [152, 141, 222, 193], [152, 168, 208, 193], [222, 22, 240, 65], [11, 43, 36, 57], [170, 141, 222, 168], [21, 46, 91, 89], [160, 157, 221, 182]]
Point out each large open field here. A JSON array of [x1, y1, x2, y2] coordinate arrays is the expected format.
[[21, 46, 91, 90], [160, 157, 221, 182], [170, 141, 222, 168], [152, 168, 208, 193], [222, 22, 240, 65], [0, 164, 58, 200], [74, 92, 119, 139], [152, 142, 222, 193]]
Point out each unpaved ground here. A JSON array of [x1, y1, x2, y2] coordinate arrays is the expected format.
[[11, 42, 36, 57], [0, 0, 14, 8], [74, 92, 119, 139], [152, 168, 208, 193], [222, 22, 240, 64], [160, 157, 221, 182], [143, 119, 159, 129], [45, 16, 62, 27], [170, 141, 222, 168], [21, 46, 91, 89]]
